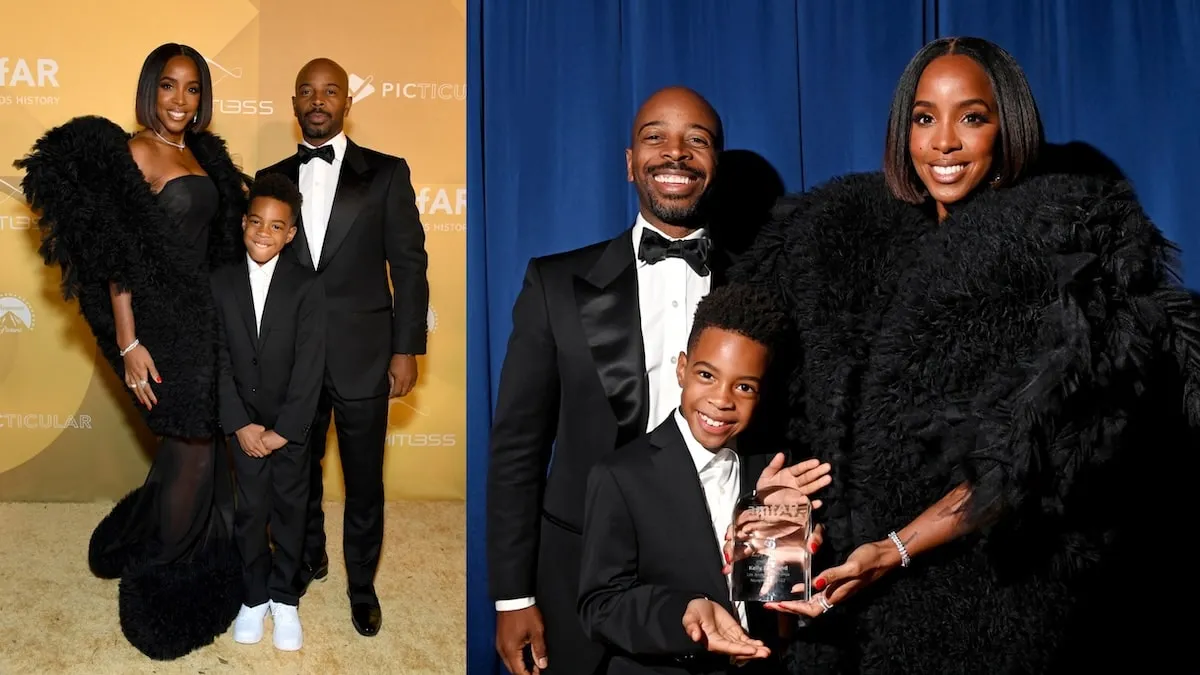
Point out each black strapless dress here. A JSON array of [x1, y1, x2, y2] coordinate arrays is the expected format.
[[161, 174, 215, 266], [87, 175, 242, 660]]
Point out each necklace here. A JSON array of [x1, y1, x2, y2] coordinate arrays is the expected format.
[[152, 129, 185, 151]]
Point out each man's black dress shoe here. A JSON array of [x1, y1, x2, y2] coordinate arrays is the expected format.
[[351, 602, 382, 636], [299, 553, 329, 591]]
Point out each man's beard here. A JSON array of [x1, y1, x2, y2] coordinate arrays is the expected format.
[[637, 161, 709, 227], [298, 111, 336, 140], [637, 181, 709, 227], [300, 120, 333, 139]]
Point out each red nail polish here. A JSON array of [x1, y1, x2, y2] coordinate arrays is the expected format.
[[810, 541, 819, 553], [814, 578, 826, 591]]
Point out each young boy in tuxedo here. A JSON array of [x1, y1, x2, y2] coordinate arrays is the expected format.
[[212, 173, 326, 651], [577, 283, 830, 674]]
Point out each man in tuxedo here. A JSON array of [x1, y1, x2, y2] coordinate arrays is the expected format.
[[487, 86, 727, 675], [256, 57, 430, 637]]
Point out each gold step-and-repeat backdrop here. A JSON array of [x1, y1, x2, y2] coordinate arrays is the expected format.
[[0, 0, 465, 502]]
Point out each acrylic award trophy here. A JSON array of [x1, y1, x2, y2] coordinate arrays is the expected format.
[[729, 485, 813, 603]]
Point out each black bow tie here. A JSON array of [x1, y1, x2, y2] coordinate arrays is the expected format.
[[638, 228, 711, 277], [297, 144, 335, 164]]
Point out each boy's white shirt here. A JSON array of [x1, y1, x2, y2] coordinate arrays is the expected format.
[[246, 252, 281, 335], [673, 407, 748, 630]]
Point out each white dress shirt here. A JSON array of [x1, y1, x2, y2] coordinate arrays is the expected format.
[[495, 214, 712, 612], [674, 409, 748, 630], [298, 131, 348, 268], [247, 253, 280, 334], [634, 215, 713, 431]]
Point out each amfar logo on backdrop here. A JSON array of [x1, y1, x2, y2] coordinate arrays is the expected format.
[[0, 58, 58, 87], [415, 187, 465, 217], [416, 186, 466, 233], [347, 71, 464, 103], [205, 57, 274, 116], [0, 57, 60, 106], [0, 294, 34, 334]]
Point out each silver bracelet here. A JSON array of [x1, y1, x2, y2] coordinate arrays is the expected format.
[[119, 338, 140, 357], [887, 531, 911, 568]]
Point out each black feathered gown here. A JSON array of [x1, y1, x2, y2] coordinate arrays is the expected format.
[[731, 171, 1200, 674], [15, 116, 247, 660]]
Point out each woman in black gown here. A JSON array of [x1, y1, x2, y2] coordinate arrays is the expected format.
[[731, 37, 1200, 673], [15, 43, 246, 659]]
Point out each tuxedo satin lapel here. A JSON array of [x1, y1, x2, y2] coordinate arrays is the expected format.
[[230, 267, 258, 352], [318, 140, 372, 269], [708, 244, 730, 289], [648, 422, 733, 604], [574, 230, 649, 446], [277, 157, 313, 270], [292, 221, 314, 272], [280, 156, 301, 193]]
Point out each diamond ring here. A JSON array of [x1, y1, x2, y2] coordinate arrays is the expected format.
[[817, 594, 833, 613]]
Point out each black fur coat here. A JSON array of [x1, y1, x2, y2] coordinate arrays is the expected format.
[[731, 171, 1200, 673], [15, 116, 245, 438]]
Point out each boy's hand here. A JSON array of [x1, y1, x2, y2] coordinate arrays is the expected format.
[[682, 598, 770, 660], [756, 453, 831, 509], [236, 424, 268, 457], [261, 430, 289, 452]]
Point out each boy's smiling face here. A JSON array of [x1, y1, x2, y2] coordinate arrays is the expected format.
[[243, 196, 296, 264], [675, 326, 768, 451]]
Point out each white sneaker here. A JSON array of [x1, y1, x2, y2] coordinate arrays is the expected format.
[[233, 602, 269, 644], [270, 600, 303, 651]]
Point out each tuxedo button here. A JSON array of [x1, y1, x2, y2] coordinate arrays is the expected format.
[[251, 387, 257, 393], [672, 300, 679, 307], [670, 356, 677, 364], [252, 358, 258, 365]]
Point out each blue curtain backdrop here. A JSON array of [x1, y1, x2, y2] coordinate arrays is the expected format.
[[466, 1, 1200, 672]]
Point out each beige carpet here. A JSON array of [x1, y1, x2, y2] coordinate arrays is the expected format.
[[0, 501, 465, 675]]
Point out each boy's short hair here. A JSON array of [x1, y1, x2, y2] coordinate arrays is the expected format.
[[686, 283, 789, 356], [248, 173, 303, 223]]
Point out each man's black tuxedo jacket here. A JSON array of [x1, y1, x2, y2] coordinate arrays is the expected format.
[[578, 418, 784, 675], [255, 138, 428, 399], [212, 253, 326, 443], [486, 227, 733, 673]]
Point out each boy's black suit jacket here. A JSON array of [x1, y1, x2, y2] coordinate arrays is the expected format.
[[211, 252, 326, 443], [578, 417, 786, 675]]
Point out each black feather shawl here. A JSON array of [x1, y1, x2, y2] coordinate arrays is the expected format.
[[14, 116, 246, 438], [731, 170, 1200, 673]]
